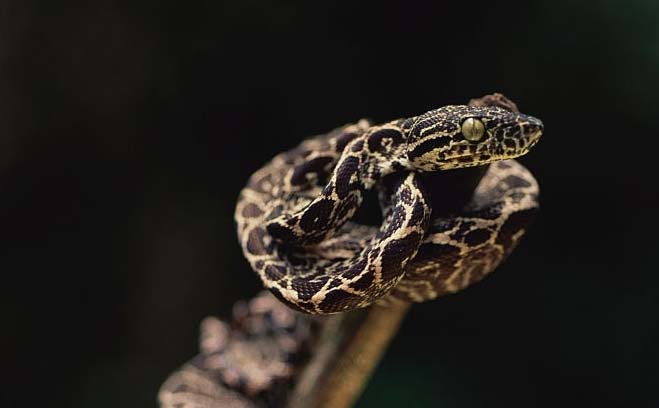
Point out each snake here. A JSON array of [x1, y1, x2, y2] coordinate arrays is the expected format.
[[160, 94, 544, 406], [234, 94, 543, 315]]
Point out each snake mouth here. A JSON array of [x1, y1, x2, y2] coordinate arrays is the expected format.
[[528, 129, 543, 145]]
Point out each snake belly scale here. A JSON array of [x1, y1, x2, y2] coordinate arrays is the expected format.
[[235, 101, 543, 314]]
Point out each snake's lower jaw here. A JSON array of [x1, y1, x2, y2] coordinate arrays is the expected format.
[[528, 129, 543, 146]]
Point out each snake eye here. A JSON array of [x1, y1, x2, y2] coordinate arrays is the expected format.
[[461, 118, 485, 141]]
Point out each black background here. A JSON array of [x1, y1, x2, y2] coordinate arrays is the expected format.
[[2, 1, 659, 407]]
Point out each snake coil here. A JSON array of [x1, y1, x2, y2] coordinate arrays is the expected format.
[[235, 95, 543, 314]]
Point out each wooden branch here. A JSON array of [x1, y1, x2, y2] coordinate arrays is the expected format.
[[288, 298, 410, 408]]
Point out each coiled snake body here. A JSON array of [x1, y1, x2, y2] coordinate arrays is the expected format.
[[160, 95, 544, 407], [235, 98, 543, 315]]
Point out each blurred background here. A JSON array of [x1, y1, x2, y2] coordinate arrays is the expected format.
[[2, 1, 658, 407]]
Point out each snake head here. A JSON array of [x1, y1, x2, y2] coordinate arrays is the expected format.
[[404, 105, 543, 171]]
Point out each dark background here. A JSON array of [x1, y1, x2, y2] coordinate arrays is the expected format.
[[2, 1, 658, 407]]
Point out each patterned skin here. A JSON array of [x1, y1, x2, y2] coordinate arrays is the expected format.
[[235, 99, 543, 314]]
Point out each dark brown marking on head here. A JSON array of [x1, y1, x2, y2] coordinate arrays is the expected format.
[[407, 137, 451, 162]]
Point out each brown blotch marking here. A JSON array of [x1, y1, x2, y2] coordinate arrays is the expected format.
[[502, 175, 532, 189], [249, 175, 272, 194], [265, 265, 286, 281], [341, 258, 367, 280], [336, 131, 359, 152], [328, 278, 343, 289], [367, 128, 403, 152], [464, 228, 492, 246], [335, 156, 360, 199], [504, 139, 517, 149], [509, 191, 526, 203], [454, 220, 475, 237], [334, 193, 360, 223], [349, 269, 375, 292], [495, 208, 538, 250], [290, 156, 334, 186], [351, 139, 364, 152], [466, 203, 505, 220], [241, 203, 264, 218], [380, 231, 423, 280], [414, 242, 461, 263], [266, 221, 298, 243], [246, 227, 268, 255], [368, 247, 381, 260], [408, 137, 450, 161]]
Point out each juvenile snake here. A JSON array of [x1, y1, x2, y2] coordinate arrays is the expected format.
[[160, 94, 544, 406], [235, 96, 543, 314]]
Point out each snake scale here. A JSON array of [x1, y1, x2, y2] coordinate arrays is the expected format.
[[160, 94, 543, 407]]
